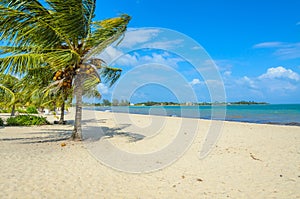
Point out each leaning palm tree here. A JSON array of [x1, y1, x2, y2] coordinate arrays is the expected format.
[[0, 0, 130, 140]]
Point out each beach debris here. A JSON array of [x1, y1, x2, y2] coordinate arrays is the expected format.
[[196, 178, 203, 182], [61, 142, 66, 147], [250, 153, 261, 161], [279, 174, 283, 177], [181, 175, 185, 179]]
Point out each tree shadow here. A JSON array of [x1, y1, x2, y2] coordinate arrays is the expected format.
[[83, 124, 145, 143], [0, 120, 144, 144], [81, 118, 107, 125], [0, 128, 72, 144]]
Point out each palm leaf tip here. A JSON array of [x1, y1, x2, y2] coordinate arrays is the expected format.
[[101, 67, 122, 87]]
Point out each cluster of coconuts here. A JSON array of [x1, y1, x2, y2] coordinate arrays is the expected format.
[[78, 64, 96, 75], [52, 68, 73, 89]]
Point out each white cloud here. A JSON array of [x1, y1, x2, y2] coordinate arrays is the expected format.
[[191, 46, 201, 50], [120, 28, 161, 48], [259, 66, 300, 81], [115, 51, 184, 67], [242, 76, 257, 89], [141, 39, 184, 49], [115, 53, 139, 66], [99, 46, 123, 62], [253, 42, 284, 48], [223, 71, 232, 76], [100, 44, 184, 68], [274, 44, 300, 59], [253, 42, 300, 59], [189, 78, 202, 86], [235, 76, 257, 89], [97, 83, 109, 94]]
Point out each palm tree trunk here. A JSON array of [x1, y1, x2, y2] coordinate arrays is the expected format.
[[10, 104, 15, 116], [58, 98, 65, 124], [71, 74, 83, 140]]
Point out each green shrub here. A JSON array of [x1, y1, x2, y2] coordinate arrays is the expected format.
[[0, 118, 3, 126], [16, 108, 27, 113], [26, 106, 38, 114], [6, 115, 50, 126]]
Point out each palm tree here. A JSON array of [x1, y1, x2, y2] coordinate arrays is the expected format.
[[0, 73, 24, 116], [20, 66, 69, 124], [0, 0, 130, 140]]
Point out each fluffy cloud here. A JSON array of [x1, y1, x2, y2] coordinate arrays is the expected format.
[[259, 66, 300, 81], [240, 76, 257, 89], [97, 83, 109, 94], [222, 65, 300, 102]]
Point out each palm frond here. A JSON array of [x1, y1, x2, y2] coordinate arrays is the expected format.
[[83, 14, 131, 60], [0, 52, 44, 74], [100, 66, 122, 87], [0, 46, 80, 74], [0, 4, 65, 48], [0, 84, 15, 104], [45, 0, 96, 44]]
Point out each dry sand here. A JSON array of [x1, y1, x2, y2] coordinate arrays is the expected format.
[[0, 109, 299, 198]]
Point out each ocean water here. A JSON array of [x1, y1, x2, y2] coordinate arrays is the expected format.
[[91, 104, 300, 126]]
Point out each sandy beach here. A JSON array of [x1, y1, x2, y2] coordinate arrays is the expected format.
[[0, 109, 299, 198]]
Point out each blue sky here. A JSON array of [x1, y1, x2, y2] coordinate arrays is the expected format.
[[92, 0, 300, 104]]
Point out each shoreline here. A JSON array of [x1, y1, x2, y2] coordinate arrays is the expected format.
[[1, 107, 300, 127]]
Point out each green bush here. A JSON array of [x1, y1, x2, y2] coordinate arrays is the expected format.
[[0, 109, 10, 113], [0, 118, 3, 126], [6, 115, 50, 126], [26, 106, 38, 114]]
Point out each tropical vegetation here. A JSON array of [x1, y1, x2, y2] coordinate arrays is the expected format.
[[6, 115, 50, 126], [0, 0, 131, 140]]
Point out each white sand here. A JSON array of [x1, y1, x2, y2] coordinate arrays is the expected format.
[[0, 109, 299, 198]]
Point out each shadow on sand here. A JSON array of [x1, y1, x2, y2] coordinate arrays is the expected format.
[[83, 124, 145, 143], [0, 128, 72, 144], [0, 121, 145, 144]]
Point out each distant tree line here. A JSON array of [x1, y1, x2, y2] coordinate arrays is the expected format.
[[135, 101, 180, 106], [230, 101, 268, 105], [83, 99, 130, 106], [83, 100, 268, 107]]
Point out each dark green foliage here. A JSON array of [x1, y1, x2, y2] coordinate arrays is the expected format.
[[26, 106, 38, 114], [6, 115, 50, 126], [0, 118, 4, 126]]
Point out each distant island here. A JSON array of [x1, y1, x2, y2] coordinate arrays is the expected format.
[[82, 100, 269, 107], [131, 101, 268, 106]]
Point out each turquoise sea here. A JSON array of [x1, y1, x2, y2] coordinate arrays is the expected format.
[[91, 104, 300, 126]]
